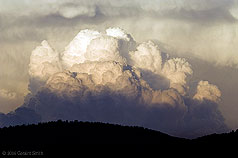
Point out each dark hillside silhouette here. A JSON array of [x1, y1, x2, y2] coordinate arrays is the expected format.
[[0, 120, 237, 151], [0, 120, 188, 147], [193, 130, 238, 145]]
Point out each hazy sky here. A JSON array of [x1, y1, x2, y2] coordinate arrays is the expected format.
[[1, 0, 238, 137]]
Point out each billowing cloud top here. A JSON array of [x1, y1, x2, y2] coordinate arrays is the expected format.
[[29, 40, 61, 80], [29, 28, 193, 106], [193, 81, 221, 103]]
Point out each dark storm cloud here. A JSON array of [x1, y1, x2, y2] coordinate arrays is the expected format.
[[0, 86, 226, 138], [0, 107, 41, 127]]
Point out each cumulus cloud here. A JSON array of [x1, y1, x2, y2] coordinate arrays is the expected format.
[[0, 89, 23, 114], [162, 58, 193, 96], [193, 81, 222, 103], [129, 41, 193, 95], [61, 28, 135, 69], [129, 41, 163, 73], [37, 28, 192, 108], [61, 30, 102, 68], [0, 27, 227, 138], [0, 89, 16, 100], [28, 40, 61, 94]]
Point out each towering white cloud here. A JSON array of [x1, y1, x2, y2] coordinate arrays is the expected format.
[[18, 28, 227, 138], [31, 28, 193, 108], [29, 28, 221, 109], [0, 27, 227, 138]]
